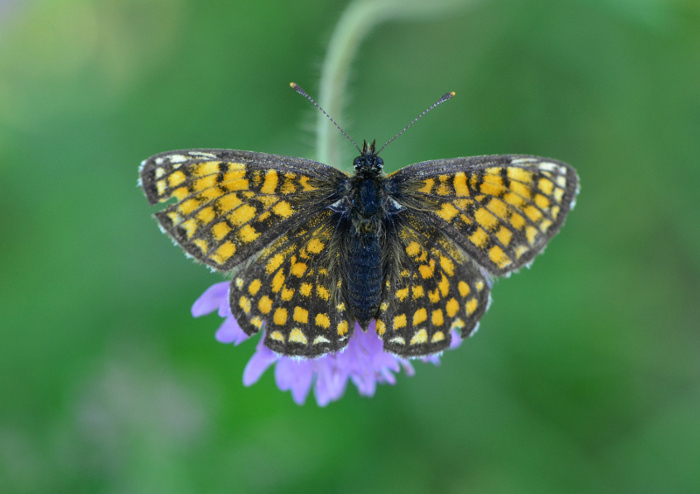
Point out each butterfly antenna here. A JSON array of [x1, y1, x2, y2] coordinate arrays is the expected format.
[[377, 91, 456, 155], [290, 82, 361, 153]]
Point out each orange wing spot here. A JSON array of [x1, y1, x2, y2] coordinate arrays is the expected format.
[[248, 279, 262, 296], [496, 226, 513, 247], [266, 253, 285, 274], [293, 306, 309, 324], [281, 287, 295, 301], [446, 298, 459, 317], [316, 285, 330, 300], [193, 238, 208, 254], [504, 192, 524, 208], [230, 204, 257, 226], [466, 298, 479, 316], [428, 288, 441, 304], [260, 170, 279, 194], [405, 241, 421, 257], [489, 245, 511, 269], [538, 177, 554, 195], [458, 281, 470, 297], [376, 319, 386, 336], [524, 205, 543, 222], [469, 228, 489, 249], [396, 287, 409, 302], [258, 296, 273, 314], [418, 261, 435, 279], [551, 205, 561, 219], [507, 167, 533, 183], [439, 255, 455, 276], [280, 174, 297, 194], [179, 198, 201, 216], [212, 221, 231, 241], [412, 285, 425, 299], [510, 212, 526, 230], [393, 314, 407, 330], [196, 207, 216, 224], [417, 178, 434, 194], [291, 262, 307, 277], [271, 269, 285, 293], [525, 226, 538, 244], [437, 203, 459, 222], [269, 330, 285, 342], [273, 307, 288, 325], [238, 224, 260, 243], [453, 172, 469, 196], [474, 207, 499, 230], [487, 198, 509, 219], [435, 181, 451, 196], [300, 282, 312, 296], [211, 241, 236, 264], [307, 238, 325, 254], [315, 313, 331, 329], [437, 273, 450, 297], [337, 321, 349, 336], [480, 175, 504, 196], [511, 181, 532, 199], [216, 193, 243, 213], [272, 201, 294, 218], [413, 308, 428, 326], [431, 309, 445, 326], [239, 296, 251, 314], [298, 175, 317, 192], [540, 219, 553, 232], [534, 194, 550, 209], [168, 170, 187, 188]]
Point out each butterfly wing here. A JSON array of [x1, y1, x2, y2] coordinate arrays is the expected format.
[[141, 149, 354, 357], [376, 155, 578, 357], [376, 210, 491, 356], [387, 155, 579, 276], [228, 208, 354, 357], [139, 149, 348, 271]]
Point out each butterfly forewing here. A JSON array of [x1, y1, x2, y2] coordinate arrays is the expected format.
[[139, 149, 348, 271], [389, 155, 579, 276]]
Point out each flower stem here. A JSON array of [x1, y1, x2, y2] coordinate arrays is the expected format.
[[315, 0, 474, 166]]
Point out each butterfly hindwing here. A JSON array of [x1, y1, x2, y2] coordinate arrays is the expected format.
[[377, 210, 491, 356], [228, 208, 353, 357], [139, 149, 348, 271], [388, 155, 579, 275]]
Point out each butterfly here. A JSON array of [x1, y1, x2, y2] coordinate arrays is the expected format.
[[139, 85, 579, 358]]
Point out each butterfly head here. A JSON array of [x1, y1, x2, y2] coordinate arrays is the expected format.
[[353, 140, 384, 175]]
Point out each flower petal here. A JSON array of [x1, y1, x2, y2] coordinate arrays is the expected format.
[[191, 282, 229, 317]]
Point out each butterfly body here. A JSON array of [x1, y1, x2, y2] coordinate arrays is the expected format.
[[141, 145, 578, 359]]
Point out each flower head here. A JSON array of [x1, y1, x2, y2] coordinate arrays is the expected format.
[[193, 282, 462, 406]]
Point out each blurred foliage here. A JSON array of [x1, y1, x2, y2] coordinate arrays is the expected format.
[[1, 0, 699, 492]]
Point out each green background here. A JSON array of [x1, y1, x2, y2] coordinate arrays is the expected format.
[[2, 0, 699, 492]]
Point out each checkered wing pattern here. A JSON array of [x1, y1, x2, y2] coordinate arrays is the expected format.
[[388, 155, 579, 276], [228, 209, 354, 357], [376, 210, 491, 356], [139, 149, 347, 271]]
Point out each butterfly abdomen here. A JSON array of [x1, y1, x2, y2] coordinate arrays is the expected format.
[[347, 232, 383, 329], [346, 175, 385, 329]]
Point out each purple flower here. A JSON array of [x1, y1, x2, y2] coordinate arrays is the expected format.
[[192, 282, 462, 406]]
